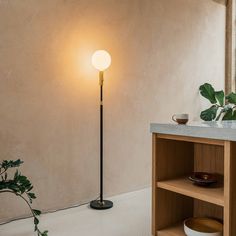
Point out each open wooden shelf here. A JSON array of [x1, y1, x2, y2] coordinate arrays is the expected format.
[[157, 223, 184, 236], [157, 177, 224, 206], [152, 134, 236, 236]]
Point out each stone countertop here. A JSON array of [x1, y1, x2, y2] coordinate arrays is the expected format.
[[150, 121, 236, 141]]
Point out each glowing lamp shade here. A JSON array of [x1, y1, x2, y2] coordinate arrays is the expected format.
[[92, 50, 111, 71]]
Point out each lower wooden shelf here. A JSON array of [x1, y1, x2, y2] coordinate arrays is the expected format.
[[157, 223, 184, 236], [157, 177, 224, 206]]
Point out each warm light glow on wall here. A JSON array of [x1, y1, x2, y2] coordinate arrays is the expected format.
[[91, 50, 111, 71]]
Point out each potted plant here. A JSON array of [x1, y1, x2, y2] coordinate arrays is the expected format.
[[199, 83, 236, 121], [0, 159, 48, 236]]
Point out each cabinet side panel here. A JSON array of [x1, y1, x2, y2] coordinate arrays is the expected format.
[[226, 141, 236, 236], [224, 141, 231, 236], [230, 142, 236, 235], [152, 134, 157, 235]]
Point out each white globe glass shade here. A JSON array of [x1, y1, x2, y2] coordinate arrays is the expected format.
[[91, 50, 111, 71]]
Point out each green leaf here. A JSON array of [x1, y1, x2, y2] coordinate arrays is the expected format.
[[200, 105, 218, 121], [34, 217, 39, 225], [215, 90, 224, 106], [28, 192, 36, 199], [4, 172, 7, 180], [226, 92, 236, 104], [27, 185, 33, 192], [222, 108, 236, 120], [33, 209, 42, 216], [14, 170, 19, 180], [42, 231, 49, 236], [199, 83, 217, 104], [1, 159, 23, 170]]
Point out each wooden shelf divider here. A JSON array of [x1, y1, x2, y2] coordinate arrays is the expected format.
[[157, 177, 224, 207]]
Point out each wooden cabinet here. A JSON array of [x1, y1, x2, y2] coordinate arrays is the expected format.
[[152, 133, 236, 236]]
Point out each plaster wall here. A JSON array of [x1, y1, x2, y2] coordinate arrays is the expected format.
[[0, 0, 225, 221]]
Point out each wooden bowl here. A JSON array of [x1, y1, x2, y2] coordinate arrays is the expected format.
[[188, 172, 217, 186], [184, 218, 223, 236]]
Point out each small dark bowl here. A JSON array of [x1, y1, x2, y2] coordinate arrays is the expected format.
[[189, 172, 217, 186]]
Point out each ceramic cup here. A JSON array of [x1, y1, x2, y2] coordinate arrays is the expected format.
[[172, 114, 189, 125]]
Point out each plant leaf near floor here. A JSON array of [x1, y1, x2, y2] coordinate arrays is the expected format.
[[199, 83, 236, 121], [0, 159, 48, 236]]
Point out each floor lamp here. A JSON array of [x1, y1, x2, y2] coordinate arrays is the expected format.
[[90, 50, 113, 210]]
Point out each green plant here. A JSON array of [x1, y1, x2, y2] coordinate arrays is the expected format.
[[199, 83, 236, 121], [0, 159, 48, 236]]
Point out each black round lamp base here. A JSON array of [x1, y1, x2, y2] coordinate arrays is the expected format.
[[90, 200, 113, 210]]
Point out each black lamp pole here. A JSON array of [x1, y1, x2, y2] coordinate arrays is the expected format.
[[90, 71, 113, 210]]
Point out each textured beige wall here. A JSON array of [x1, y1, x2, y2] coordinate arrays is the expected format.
[[0, 0, 225, 221]]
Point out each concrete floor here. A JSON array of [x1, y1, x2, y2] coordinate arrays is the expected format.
[[0, 188, 151, 236]]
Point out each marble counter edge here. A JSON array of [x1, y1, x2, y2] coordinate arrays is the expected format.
[[150, 123, 236, 141]]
